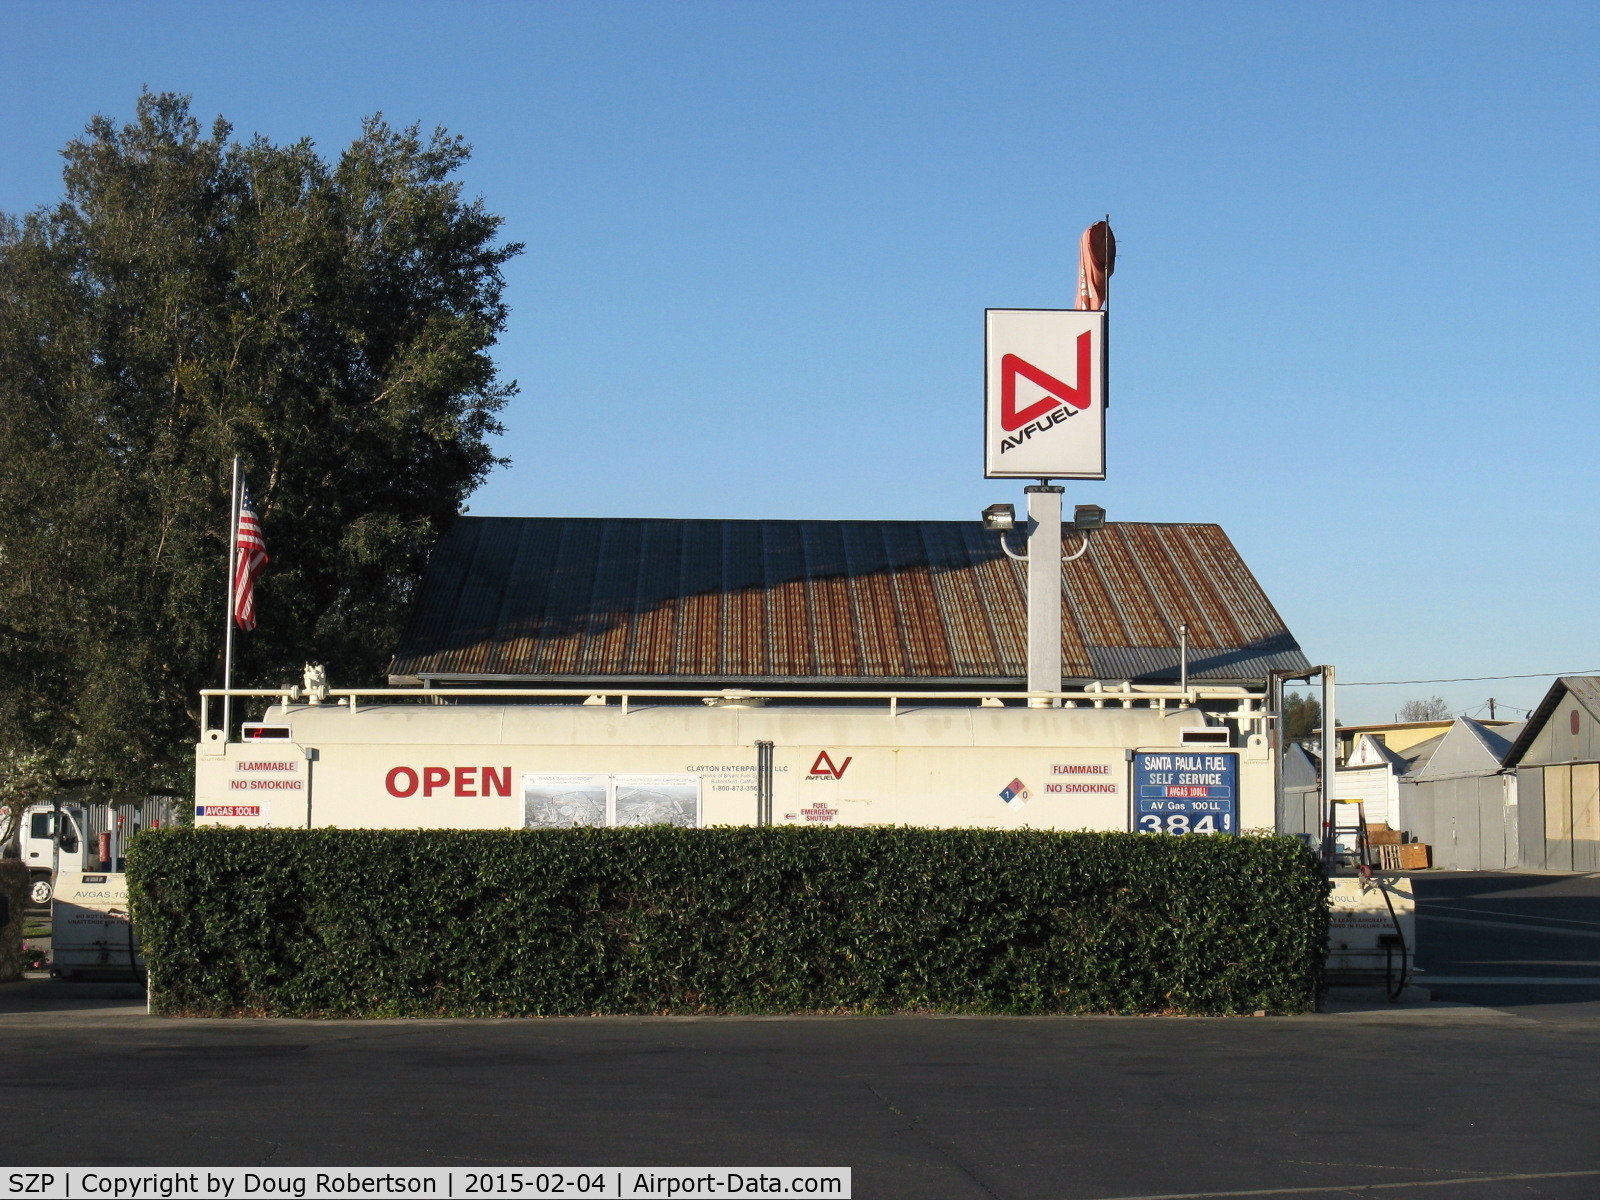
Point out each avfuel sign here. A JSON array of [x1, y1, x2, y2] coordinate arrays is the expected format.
[[984, 308, 1106, 479]]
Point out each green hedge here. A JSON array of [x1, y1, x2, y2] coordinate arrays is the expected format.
[[0, 860, 29, 983], [127, 827, 1328, 1017]]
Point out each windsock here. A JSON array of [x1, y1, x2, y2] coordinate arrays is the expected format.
[[1075, 220, 1115, 311]]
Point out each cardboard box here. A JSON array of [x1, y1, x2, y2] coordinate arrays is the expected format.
[[1365, 823, 1403, 846], [1396, 843, 1431, 870]]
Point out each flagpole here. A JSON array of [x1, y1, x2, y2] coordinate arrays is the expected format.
[[1098, 216, 1111, 411], [222, 456, 240, 740], [1101, 214, 1111, 313]]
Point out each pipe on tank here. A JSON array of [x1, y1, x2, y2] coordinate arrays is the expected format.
[[755, 740, 774, 827]]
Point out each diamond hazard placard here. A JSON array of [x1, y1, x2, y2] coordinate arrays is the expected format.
[[999, 777, 1031, 804], [985, 309, 1106, 479]]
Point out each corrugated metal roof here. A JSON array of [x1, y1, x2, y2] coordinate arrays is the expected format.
[[1468, 717, 1523, 765], [1396, 731, 1448, 779], [1403, 718, 1523, 782], [390, 517, 1309, 687]]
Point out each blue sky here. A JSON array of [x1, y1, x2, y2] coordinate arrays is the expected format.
[[4, 1, 1596, 722]]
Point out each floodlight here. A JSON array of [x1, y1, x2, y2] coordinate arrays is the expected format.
[[1072, 504, 1107, 531], [981, 503, 1016, 532]]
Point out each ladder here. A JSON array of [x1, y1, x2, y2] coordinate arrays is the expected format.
[[1323, 799, 1372, 870], [1325, 798, 1414, 999]]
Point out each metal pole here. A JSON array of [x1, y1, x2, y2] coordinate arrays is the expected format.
[[1024, 483, 1064, 707], [222, 457, 240, 739], [1100, 215, 1111, 313], [1098, 217, 1111, 408], [50, 795, 61, 889], [1268, 671, 1286, 836], [1178, 622, 1188, 696], [755, 740, 774, 826], [1320, 664, 1337, 864]]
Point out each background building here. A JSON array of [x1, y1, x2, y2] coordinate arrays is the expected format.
[[1398, 717, 1523, 871], [1504, 677, 1600, 872]]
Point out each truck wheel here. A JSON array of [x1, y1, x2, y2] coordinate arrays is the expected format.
[[29, 876, 53, 907]]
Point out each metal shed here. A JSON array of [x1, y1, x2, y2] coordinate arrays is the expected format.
[[1331, 734, 1417, 830], [1275, 741, 1321, 843], [1504, 677, 1600, 871], [1398, 718, 1521, 871]]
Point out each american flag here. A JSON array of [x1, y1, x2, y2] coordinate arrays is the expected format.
[[232, 480, 269, 631]]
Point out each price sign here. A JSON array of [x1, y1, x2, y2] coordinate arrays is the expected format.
[[1132, 751, 1238, 835]]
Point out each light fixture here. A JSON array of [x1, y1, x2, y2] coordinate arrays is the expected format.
[[981, 503, 1016, 532], [1072, 504, 1106, 531]]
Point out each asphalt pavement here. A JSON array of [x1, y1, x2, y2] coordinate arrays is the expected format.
[[1411, 870, 1600, 1018], [1, 871, 1597, 1200]]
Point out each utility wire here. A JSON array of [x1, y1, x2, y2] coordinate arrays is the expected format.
[[1340, 668, 1600, 687]]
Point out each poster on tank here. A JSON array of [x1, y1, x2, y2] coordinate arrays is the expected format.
[[1132, 752, 1238, 835], [614, 774, 701, 828], [522, 773, 608, 828], [984, 308, 1107, 479]]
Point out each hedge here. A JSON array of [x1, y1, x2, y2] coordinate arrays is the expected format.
[[126, 826, 1328, 1017], [0, 860, 28, 983]]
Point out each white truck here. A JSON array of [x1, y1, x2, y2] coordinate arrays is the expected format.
[[15, 799, 179, 907]]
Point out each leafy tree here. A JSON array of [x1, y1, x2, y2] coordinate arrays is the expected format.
[[1283, 692, 1321, 741], [1399, 697, 1452, 722], [0, 91, 521, 803]]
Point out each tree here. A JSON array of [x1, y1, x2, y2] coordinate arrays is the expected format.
[[0, 91, 521, 805], [1283, 692, 1321, 741], [1399, 697, 1452, 722]]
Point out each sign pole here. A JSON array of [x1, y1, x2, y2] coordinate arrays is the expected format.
[[1320, 664, 1338, 864], [222, 457, 240, 740], [1024, 482, 1064, 706]]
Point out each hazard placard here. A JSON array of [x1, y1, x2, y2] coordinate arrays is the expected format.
[[984, 309, 1106, 479]]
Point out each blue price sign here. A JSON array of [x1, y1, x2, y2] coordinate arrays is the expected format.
[[1133, 751, 1238, 835]]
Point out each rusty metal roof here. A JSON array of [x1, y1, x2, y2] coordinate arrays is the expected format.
[[389, 517, 1309, 688]]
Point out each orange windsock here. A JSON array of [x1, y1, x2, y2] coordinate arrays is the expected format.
[[1075, 220, 1115, 311]]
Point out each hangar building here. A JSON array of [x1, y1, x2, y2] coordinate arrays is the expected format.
[[1504, 676, 1600, 872]]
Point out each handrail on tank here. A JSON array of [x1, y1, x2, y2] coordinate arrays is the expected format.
[[196, 684, 1266, 741]]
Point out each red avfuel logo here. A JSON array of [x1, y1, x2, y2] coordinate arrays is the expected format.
[[808, 751, 852, 780], [999, 331, 1093, 432]]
